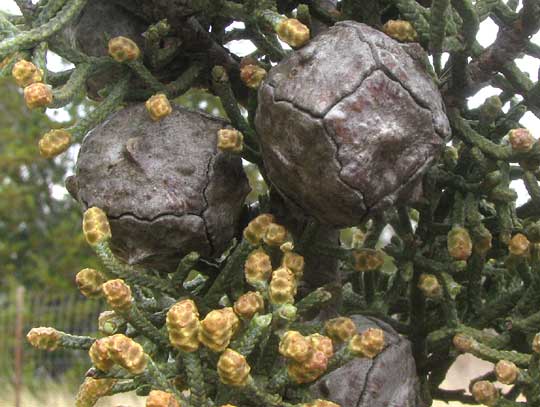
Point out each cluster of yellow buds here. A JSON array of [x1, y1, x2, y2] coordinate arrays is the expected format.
[[145, 93, 172, 121], [472, 380, 498, 406], [240, 63, 267, 89], [324, 317, 357, 342], [108, 36, 141, 62], [24, 82, 53, 109], [382, 20, 418, 42], [494, 360, 518, 385], [281, 250, 305, 279], [217, 348, 251, 386], [279, 331, 313, 362], [447, 226, 473, 261], [352, 248, 385, 272], [269, 267, 297, 305], [83, 207, 112, 246], [38, 129, 72, 158], [11, 59, 43, 87], [244, 249, 273, 286], [452, 333, 475, 353], [89, 334, 147, 374], [418, 274, 442, 299], [75, 377, 116, 407], [27, 327, 61, 351], [75, 268, 106, 298], [508, 128, 535, 152], [102, 279, 133, 312], [233, 291, 264, 319], [275, 18, 310, 48], [243, 213, 275, 245], [198, 307, 239, 352], [146, 390, 181, 407], [263, 223, 288, 247], [166, 299, 201, 352], [280, 331, 334, 384], [508, 233, 530, 257], [348, 328, 385, 358], [217, 128, 244, 153]]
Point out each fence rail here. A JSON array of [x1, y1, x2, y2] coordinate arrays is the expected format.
[[0, 286, 103, 394]]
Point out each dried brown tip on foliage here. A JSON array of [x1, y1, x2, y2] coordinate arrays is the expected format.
[[145, 94, 172, 121], [83, 207, 111, 246], [509, 128, 535, 152], [472, 381, 498, 406], [269, 267, 297, 305], [418, 273, 442, 299], [233, 291, 264, 319], [349, 328, 385, 358], [166, 299, 200, 352], [382, 20, 418, 42], [244, 249, 272, 285], [217, 129, 244, 153], [24, 82, 53, 109], [447, 226, 473, 261], [240, 64, 267, 89], [108, 36, 140, 62], [279, 331, 313, 363], [27, 327, 61, 351], [146, 390, 181, 407], [243, 213, 275, 245], [76, 268, 106, 298], [324, 317, 357, 342], [39, 129, 72, 158], [263, 223, 288, 247], [508, 233, 530, 257], [352, 249, 384, 272], [12, 59, 42, 87], [276, 18, 310, 48], [494, 360, 518, 385], [75, 377, 116, 407], [217, 348, 251, 387]]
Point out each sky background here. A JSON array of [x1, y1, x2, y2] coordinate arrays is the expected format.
[[1, 0, 540, 204]]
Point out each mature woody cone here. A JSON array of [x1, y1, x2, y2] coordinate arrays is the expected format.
[[308, 315, 424, 407], [68, 104, 250, 270], [58, 0, 147, 99], [255, 21, 450, 226]]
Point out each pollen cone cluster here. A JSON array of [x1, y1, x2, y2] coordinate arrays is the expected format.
[[166, 299, 201, 352], [280, 331, 333, 384], [89, 334, 147, 374], [217, 348, 251, 387], [348, 328, 385, 358], [198, 307, 239, 352]]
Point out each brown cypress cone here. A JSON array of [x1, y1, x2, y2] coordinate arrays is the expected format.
[[255, 21, 450, 226]]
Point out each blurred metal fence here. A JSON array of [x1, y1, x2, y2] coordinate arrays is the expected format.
[[0, 286, 103, 386]]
